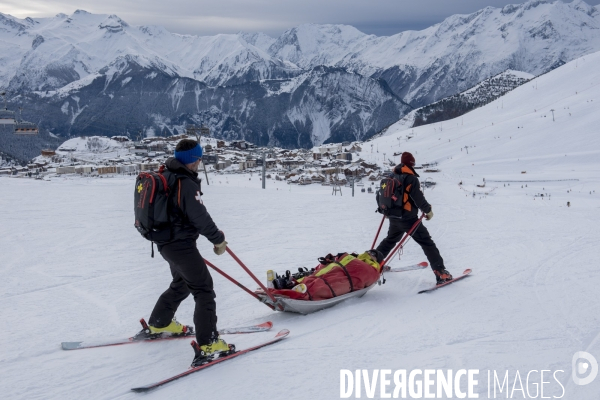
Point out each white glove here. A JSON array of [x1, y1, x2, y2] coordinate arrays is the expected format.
[[213, 240, 228, 256], [425, 210, 434, 220]]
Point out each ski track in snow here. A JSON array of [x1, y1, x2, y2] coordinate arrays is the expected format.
[[1, 52, 600, 399]]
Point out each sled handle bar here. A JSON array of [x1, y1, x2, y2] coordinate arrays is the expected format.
[[226, 246, 278, 304], [205, 259, 276, 311], [371, 215, 386, 249]]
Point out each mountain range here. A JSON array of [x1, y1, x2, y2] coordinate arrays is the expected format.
[[0, 0, 599, 158]]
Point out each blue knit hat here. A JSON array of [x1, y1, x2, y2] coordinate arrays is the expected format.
[[174, 144, 203, 165]]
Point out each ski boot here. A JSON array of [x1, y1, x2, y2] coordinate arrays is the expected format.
[[190, 336, 235, 367], [433, 268, 453, 285], [132, 318, 194, 341]]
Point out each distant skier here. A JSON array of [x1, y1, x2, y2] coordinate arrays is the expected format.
[[375, 152, 453, 285], [144, 139, 231, 367]]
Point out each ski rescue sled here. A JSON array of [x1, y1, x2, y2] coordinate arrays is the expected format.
[[255, 283, 378, 314], [254, 251, 383, 314]]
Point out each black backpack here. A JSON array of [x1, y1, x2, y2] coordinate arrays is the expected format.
[[376, 174, 405, 216], [134, 166, 176, 246]]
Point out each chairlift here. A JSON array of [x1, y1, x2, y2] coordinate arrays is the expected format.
[[0, 91, 16, 132], [14, 120, 39, 135], [0, 108, 15, 133], [0, 92, 39, 135]]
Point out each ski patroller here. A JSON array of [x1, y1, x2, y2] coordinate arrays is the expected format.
[[131, 329, 290, 392], [418, 269, 472, 294], [61, 320, 273, 350]]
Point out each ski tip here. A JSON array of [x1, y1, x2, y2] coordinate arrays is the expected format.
[[61, 342, 82, 350], [275, 329, 290, 338], [419, 261, 429, 267], [131, 386, 151, 393], [463, 268, 472, 275], [257, 321, 273, 330]]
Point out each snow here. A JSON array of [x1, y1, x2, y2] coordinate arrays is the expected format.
[[55, 136, 131, 162], [2, 33, 600, 400]]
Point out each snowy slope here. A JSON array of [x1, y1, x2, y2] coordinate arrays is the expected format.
[[1, 50, 600, 399]]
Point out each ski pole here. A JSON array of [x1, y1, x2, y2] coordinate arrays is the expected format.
[[371, 214, 386, 249], [204, 259, 276, 311], [225, 247, 278, 304], [381, 214, 425, 267]]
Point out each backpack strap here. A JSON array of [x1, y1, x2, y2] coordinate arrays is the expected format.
[[171, 173, 196, 209], [177, 179, 182, 207], [158, 171, 185, 235], [396, 174, 414, 212], [392, 173, 411, 211]]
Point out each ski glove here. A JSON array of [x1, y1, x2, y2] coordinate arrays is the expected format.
[[213, 240, 228, 256], [425, 210, 434, 220]]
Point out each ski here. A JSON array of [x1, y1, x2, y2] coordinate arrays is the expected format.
[[131, 329, 290, 392], [418, 269, 472, 294], [61, 320, 273, 350], [383, 261, 428, 273]]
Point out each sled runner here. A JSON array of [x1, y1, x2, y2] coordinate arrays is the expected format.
[[255, 282, 378, 314]]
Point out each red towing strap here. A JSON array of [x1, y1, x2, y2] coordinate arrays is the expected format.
[[204, 259, 275, 311], [225, 247, 278, 304]]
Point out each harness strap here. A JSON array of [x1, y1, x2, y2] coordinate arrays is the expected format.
[[306, 287, 313, 301], [318, 276, 337, 298], [335, 261, 354, 292]]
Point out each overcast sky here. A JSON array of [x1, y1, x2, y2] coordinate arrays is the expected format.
[[2, 0, 600, 37]]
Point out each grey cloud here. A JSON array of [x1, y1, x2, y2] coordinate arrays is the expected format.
[[3, 0, 600, 36]]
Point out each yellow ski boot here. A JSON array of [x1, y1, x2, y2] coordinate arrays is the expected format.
[[133, 318, 194, 340], [148, 318, 189, 335], [191, 336, 235, 367]]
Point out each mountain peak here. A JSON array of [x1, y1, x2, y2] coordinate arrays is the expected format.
[[268, 23, 368, 69], [522, 0, 550, 11], [570, 0, 596, 15], [0, 12, 28, 31], [238, 32, 276, 52], [99, 14, 129, 31]]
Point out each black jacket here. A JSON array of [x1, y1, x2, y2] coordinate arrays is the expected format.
[[161, 157, 225, 245], [387, 163, 432, 219]]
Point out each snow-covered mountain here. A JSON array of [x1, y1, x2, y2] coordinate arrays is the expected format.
[[272, 0, 600, 106], [21, 59, 410, 152], [387, 70, 534, 131], [0, 10, 300, 91], [1, 0, 599, 151]]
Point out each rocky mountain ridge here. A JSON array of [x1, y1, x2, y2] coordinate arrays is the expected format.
[[0, 0, 599, 156]]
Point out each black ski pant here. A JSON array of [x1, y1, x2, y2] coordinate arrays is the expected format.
[[376, 217, 445, 271], [149, 239, 217, 345]]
